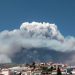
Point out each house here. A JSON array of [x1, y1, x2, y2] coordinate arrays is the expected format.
[[0, 69, 11, 75], [32, 71, 41, 75]]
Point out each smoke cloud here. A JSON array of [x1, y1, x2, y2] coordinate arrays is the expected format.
[[0, 22, 75, 63]]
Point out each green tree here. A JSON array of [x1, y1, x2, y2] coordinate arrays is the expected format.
[[41, 66, 54, 74], [32, 62, 36, 69]]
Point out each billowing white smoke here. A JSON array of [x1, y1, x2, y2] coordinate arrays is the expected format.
[[0, 22, 75, 63], [0, 54, 12, 63], [20, 22, 64, 40]]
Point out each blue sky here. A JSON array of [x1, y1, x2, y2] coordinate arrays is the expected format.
[[0, 0, 75, 36]]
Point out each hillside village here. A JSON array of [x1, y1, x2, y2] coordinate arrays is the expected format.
[[0, 62, 75, 75]]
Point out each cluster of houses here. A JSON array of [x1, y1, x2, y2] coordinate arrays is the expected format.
[[0, 62, 75, 75]]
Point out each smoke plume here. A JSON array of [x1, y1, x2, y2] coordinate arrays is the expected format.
[[0, 22, 75, 64]]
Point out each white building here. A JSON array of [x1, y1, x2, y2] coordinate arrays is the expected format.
[[32, 71, 41, 75], [0, 69, 11, 75]]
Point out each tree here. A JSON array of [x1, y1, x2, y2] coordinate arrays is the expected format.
[[41, 66, 54, 74], [50, 66, 54, 72], [47, 66, 54, 75], [32, 62, 36, 69], [57, 67, 62, 75]]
